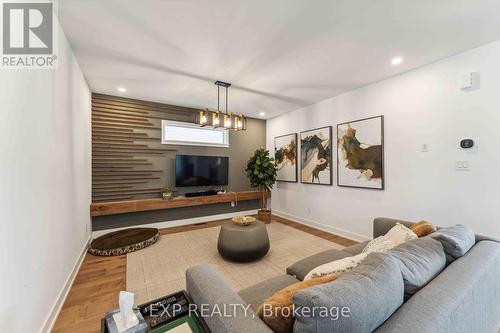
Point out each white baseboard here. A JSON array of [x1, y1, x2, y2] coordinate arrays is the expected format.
[[92, 209, 258, 238], [272, 210, 371, 242], [40, 235, 92, 333]]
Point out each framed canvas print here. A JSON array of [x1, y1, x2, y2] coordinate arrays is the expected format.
[[274, 133, 298, 182], [300, 126, 332, 185], [337, 115, 384, 189]]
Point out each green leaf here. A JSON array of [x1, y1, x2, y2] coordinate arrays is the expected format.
[[245, 148, 277, 190]]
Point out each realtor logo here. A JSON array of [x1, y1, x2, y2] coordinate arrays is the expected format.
[[1, 1, 57, 68]]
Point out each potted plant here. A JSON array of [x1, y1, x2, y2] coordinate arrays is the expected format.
[[245, 147, 277, 223], [161, 186, 173, 200]]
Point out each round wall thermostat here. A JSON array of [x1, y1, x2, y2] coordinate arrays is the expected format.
[[460, 139, 474, 149]]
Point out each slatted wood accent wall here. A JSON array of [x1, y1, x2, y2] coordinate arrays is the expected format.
[[92, 93, 199, 202]]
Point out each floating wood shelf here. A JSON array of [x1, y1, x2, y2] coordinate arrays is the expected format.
[[90, 190, 270, 216]]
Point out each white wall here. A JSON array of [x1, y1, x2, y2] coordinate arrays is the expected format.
[[267, 41, 500, 241], [0, 14, 91, 333]]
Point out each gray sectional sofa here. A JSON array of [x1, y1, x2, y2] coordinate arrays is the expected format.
[[186, 217, 500, 333]]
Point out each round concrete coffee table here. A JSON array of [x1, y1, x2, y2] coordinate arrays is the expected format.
[[217, 220, 270, 262]]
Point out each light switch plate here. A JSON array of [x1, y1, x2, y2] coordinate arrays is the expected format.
[[455, 160, 470, 171], [459, 72, 480, 91]]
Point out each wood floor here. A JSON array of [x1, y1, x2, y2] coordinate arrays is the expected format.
[[52, 216, 357, 333]]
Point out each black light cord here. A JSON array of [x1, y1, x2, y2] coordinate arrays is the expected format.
[[225, 86, 229, 114]]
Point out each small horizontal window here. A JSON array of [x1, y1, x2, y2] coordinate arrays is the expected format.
[[161, 120, 229, 147]]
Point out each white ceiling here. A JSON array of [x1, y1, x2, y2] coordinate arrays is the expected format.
[[59, 0, 500, 119]]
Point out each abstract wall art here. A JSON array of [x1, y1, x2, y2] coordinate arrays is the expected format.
[[274, 133, 298, 182], [300, 126, 332, 185], [337, 116, 384, 189]]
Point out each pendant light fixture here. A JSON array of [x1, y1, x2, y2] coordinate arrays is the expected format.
[[197, 81, 247, 131]]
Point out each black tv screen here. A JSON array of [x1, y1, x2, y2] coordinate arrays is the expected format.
[[175, 155, 229, 187]]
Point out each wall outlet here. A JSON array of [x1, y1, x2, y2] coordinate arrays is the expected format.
[[421, 143, 429, 152]]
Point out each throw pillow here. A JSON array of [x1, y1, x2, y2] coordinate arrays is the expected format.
[[384, 223, 418, 245], [389, 237, 446, 299], [429, 224, 475, 262], [410, 220, 437, 237], [257, 274, 338, 333], [361, 235, 397, 254], [304, 235, 397, 280], [304, 252, 368, 280]]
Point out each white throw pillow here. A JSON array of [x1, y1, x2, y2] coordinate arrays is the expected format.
[[304, 252, 368, 280], [304, 223, 417, 281], [384, 223, 417, 245], [361, 236, 397, 254]]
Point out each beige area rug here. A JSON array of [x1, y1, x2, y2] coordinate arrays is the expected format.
[[127, 222, 344, 304]]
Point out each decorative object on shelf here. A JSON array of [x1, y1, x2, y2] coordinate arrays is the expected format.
[[337, 115, 384, 189], [232, 215, 257, 226], [160, 186, 173, 200], [89, 228, 160, 256], [245, 148, 277, 223], [300, 126, 333, 185], [197, 80, 247, 131], [274, 133, 298, 182]]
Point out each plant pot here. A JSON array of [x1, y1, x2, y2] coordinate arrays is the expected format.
[[162, 192, 172, 200], [258, 209, 272, 224]]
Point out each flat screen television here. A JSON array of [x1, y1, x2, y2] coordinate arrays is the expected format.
[[175, 155, 229, 187]]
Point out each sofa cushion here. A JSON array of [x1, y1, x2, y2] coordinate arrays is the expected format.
[[343, 241, 369, 255], [286, 248, 352, 281], [293, 253, 404, 333], [238, 274, 299, 312], [430, 224, 475, 262], [186, 264, 273, 333], [374, 241, 500, 333], [256, 275, 338, 333], [389, 237, 446, 298]]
